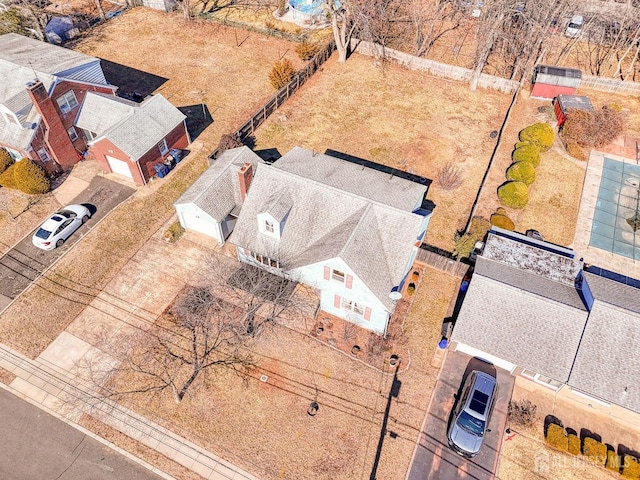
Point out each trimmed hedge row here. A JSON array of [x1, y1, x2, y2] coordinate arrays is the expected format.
[[545, 418, 640, 478], [498, 122, 554, 211], [0, 157, 51, 194]]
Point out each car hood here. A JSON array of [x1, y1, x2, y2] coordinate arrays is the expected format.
[[449, 423, 483, 456]]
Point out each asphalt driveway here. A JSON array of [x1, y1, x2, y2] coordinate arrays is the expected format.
[[0, 177, 134, 310], [407, 350, 514, 480]]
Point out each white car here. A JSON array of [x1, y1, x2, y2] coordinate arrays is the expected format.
[[565, 15, 584, 38], [32, 204, 91, 250]]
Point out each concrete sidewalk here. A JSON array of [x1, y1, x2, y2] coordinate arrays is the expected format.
[[0, 342, 259, 480]]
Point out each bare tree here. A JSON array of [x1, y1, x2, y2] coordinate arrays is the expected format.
[[81, 257, 311, 404], [325, 0, 359, 63]]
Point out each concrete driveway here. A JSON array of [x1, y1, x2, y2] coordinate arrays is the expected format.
[[407, 350, 514, 480], [0, 176, 134, 310]]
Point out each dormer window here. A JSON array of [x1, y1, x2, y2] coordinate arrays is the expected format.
[[56, 91, 79, 114], [331, 269, 345, 283], [264, 220, 274, 233]]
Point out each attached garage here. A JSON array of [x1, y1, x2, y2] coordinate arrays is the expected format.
[[106, 155, 133, 179], [453, 342, 517, 373], [176, 206, 222, 241]]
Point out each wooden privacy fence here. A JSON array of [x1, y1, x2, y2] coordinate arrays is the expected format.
[[209, 41, 335, 161], [415, 247, 469, 278]]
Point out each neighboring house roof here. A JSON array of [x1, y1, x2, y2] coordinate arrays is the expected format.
[[231, 147, 429, 310], [0, 33, 112, 151], [174, 146, 262, 222], [78, 92, 186, 161], [453, 228, 640, 413], [274, 147, 427, 212], [451, 264, 589, 382]]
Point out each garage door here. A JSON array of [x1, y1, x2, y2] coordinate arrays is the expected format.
[[106, 155, 133, 179], [454, 343, 517, 373], [181, 211, 220, 241]]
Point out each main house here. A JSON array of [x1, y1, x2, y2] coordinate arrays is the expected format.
[[0, 33, 189, 184], [451, 227, 640, 414], [228, 147, 432, 335]]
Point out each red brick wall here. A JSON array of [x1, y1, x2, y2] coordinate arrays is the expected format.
[[138, 122, 189, 183], [90, 121, 189, 186]]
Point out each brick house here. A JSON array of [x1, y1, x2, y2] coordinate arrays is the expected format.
[[0, 33, 117, 174], [76, 92, 189, 185]]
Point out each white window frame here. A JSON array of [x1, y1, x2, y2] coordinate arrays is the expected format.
[[56, 91, 79, 114], [36, 147, 50, 163], [67, 126, 78, 141], [250, 251, 280, 269], [331, 269, 345, 283], [264, 220, 274, 233], [340, 297, 364, 316], [521, 369, 563, 390], [158, 138, 169, 155]]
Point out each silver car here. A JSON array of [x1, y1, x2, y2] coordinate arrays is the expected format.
[[447, 370, 497, 458], [32, 204, 91, 250]]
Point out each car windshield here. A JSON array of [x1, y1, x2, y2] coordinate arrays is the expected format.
[[35, 228, 52, 240], [458, 411, 485, 436]]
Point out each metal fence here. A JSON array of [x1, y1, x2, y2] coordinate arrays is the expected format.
[[581, 75, 640, 96], [352, 40, 520, 94], [209, 41, 335, 161]]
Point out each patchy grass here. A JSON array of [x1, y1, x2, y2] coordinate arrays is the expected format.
[[253, 53, 513, 250], [79, 414, 205, 480], [499, 427, 619, 480], [102, 264, 459, 480]]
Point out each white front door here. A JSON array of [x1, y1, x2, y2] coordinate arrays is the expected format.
[[106, 155, 133, 178]]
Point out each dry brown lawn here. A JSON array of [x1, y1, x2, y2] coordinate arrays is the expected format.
[[252, 53, 513, 250], [498, 426, 619, 480], [106, 266, 459, 480]]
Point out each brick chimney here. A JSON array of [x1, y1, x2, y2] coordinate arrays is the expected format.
[[238, 162, 253, 202], [26, 80, 78, 169]]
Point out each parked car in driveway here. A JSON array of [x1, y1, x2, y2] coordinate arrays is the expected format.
[[447, 370, 498, 458], [32, 205, 91, 250]]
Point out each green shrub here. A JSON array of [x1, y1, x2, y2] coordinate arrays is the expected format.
[[519, 123, 555, 152], [13, 158, 51, 194], [0, 163, 17, 189], [566, 141, 588, 161], [623, 455, 640, 479], [498, 181, 529, 209], [295, 41, 319, 61], [163, 221, 185, 243], [506, 161, 536, 186], [567, 434, 580, 455], [512, 144, 541, 167], [269, 58, 296, 90], [491, 212, 515, 230], [583, 437, 607, 466], [0, 148, 13, 174], [607, 450, 621, 472], [514, 141, 530, 149], [468, 215, 491, 239], [545, 423, 568, 451], [453, 216, 491, 259]]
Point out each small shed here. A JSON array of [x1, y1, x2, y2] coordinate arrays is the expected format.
[[554, 94, 593, 128], [531, 65, 582, 99]]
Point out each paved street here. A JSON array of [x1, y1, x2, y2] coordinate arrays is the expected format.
[[0, 177, 134, 310], [0, 387, 163, 480], [408, 351, 514, 480]]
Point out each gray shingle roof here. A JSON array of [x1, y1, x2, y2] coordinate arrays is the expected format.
[[475, 256, 587, 310], [568, 301, 640, 413], [0, 33, 110, 151], [174, 147, 262, 222], [273, 147, 427, 211], [93, 94, 186, 160], [482, 231, 583, 285], [231, 153, 427, 309], [75, 92, 137, 137], [451, 274, 589, 382], [0, 33, 97, 75], [583, 271, 640, 312]]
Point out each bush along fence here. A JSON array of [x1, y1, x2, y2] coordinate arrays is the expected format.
[[199, 13, 308, 43], [544, 417, 640, 478], [209, 40, 335, 162], [497, 122, 554, 213]]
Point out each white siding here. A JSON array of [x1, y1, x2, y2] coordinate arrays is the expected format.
[[176, 204, 223, 243]]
